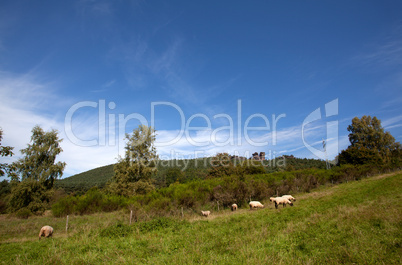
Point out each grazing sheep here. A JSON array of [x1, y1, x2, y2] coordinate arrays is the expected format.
[[249, 201, 264, 209], [270, 197, 293, 209], [39, 225, 53, 240], [201, 210, 211, 217], [282, 195, 296, 201], [231, 204, 238, 211]]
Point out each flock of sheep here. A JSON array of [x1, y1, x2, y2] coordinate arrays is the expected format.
[[38, 195, 296, 239], [201, 194, 296, 217]]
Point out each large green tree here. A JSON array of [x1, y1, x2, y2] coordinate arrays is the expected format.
[[338, 116, 401, 165], [108, 125, 158, 196], [0, 128, 14, 176], [8, 126, 66, 213]]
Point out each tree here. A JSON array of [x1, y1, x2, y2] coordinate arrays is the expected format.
[[338, 116, 401, 165], [0, 128, 14, 176], [8, 126, 66, 213], [108, 125, 158, 196], [164, 167, 185, 186], [208, 153, 238, 178]]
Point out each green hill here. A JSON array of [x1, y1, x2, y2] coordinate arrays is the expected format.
[[55, 164, 115, 193], [56, 156, 327, 193]]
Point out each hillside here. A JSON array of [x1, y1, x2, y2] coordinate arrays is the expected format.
[[1, 171, 401, 264], [55, 155, 327, 193], [55, 164, 115, 193]]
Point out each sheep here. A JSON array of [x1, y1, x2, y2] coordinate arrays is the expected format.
[[282, 195, 296, 201], [201, 210, 211, 217], [249, 201, 264, 209], [270, 197, 293, 209], [39, 225, 53, 240], [231, 204, 238, 211]]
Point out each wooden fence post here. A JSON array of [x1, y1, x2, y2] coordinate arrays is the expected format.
[[130, 210, 133, 225], [66, 215, 69, 234]]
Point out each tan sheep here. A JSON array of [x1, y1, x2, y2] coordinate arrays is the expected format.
[[201, 210, 211, 217], [231, 204, 238, 211], [282, 195, 296, 201], [39, 225, 53, 240], [270, 197, 293, 209], [249, 201, 264, 209]]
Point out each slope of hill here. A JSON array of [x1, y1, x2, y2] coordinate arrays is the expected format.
[[1, 171, 400, 264], [55, 164, 115, 193], [55, 156, 327, 193]]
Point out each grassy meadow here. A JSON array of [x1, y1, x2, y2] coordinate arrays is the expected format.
[[0, 171, 401, 264]]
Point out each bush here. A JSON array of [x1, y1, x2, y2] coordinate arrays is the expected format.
[[15, 207, 32, 219], [76, 188, 104, 215], [51, 188, 128, 217], [49, 162, 401, 219], [51, 195, 78, 217]]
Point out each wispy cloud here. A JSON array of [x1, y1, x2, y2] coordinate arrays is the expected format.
[[155, 117, 344, 161], [382, 114, 402, 130], [353, 25, 402, 69], [357, 40, 402, 67]]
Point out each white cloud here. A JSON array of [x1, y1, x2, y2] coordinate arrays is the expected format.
[[0, 72, 120, 178], [382, 114, 402, 128], [1, 71, 349, 179]]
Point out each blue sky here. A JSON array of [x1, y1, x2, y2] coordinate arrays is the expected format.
[[1, 0, 401, 178]]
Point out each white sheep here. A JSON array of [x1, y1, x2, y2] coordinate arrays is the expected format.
[[231, 204, 238, 211], [201, 210, 211, 217], [249, 201, 264, 209], [39, 225, 53, 240], [282, 195, 296, 201], [270, 197, 293, 209]]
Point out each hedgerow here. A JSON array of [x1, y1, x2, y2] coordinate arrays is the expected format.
[[51, 163, 400, 219]]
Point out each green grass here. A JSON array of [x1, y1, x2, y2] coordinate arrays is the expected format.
[[1, 172, 401, 264]]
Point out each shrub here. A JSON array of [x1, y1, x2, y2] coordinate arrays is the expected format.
[[51, 195, 78, 217], [15, 207, 32, 219]]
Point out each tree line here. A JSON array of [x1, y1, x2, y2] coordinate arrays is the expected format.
[[0, 115, 401, 217]]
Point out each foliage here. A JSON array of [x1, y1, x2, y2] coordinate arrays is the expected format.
[[0, 180, 10, 199], [0, 128, 14, 176], [14, 207, 32, 219], [55, 164, 114, 193], [51, 187, 128, 217], [0, 180, 10, 214], [55, 155, 327, 193], [8, 179, 54, 214], [207, 153, 239, 178], [107, 125, 158, 196], [8, 126, 66, 213], [53, 161, 400, 218], [0, 171, 401, 264], [51, 195, 78, 217], [10, 126, 66, 185], [339, 116, 401, 165]]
